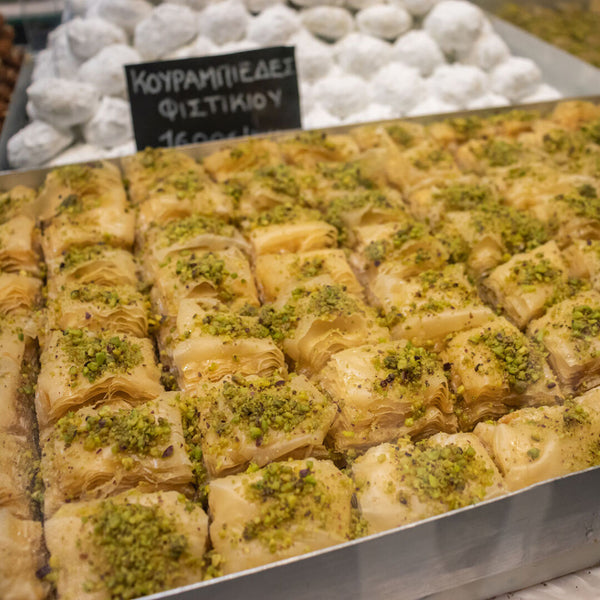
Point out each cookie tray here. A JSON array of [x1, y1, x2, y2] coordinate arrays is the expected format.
[[1, 96, 600, 600]]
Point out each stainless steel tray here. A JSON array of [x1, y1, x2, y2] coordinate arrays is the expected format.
[[2, 97, 599, 600]]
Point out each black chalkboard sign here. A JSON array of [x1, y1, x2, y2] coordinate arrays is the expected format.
[[125, 46, 301, 149]]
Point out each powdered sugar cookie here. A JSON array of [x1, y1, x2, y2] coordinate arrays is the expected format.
[[27, 77, 100, 129], [78, 44, 142, 98], [83, 96, 133, 149], [302, 7, 353, 41], [371, 63, 426, 115], [356, 5, 412, 41], [8, 121, 74, 169], [66, 17, 127, 61], [199, 0, 250, 45], [392, 30, 444, 76], [490, 57, 542, 102], [247, 5, 301, 45], [134, 4, 198, 60], [424, 0, 484, 59], [334, 32, 392, 79]]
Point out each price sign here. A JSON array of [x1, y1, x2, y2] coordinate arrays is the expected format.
[[125, 46, 302, 149]]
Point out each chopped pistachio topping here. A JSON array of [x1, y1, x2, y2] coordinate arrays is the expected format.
[[386, 125, 414, 148], [556, 184, 600, 220], [86, 500, 194, 599], [433, 183, 495, 211], [571, 305, 600, 340], [471, 204, 549, 254], [203, 374, 325, 443], [223, 179, 245, 206], [60, 245, 107, 271], [68, 285, 139, 309], [469, 329, 541, 393], [175, 252, 227, 285], [480, 139, 522, 167], [61, 329, 142, 384], [510, 255, 562, 287], [157, 170, 204, 199], [55, 164, 95, 188], [0, 190, 29, 223], [563, 402, 591, 427], [195, 309, 271, 340], [445, 116, 483, 139], [412, 147, 453, 171], [177, 394, 209, 501], [583, 120, 600, 145], [296, 257, 325, 279], [373, 342, 439, 390], [317, 162, 374, 190], [364, 221, 428, 264], [57, 405, 171, 459], [292, 131, 336, 151], [56, 193, 94, 217], [305, 284, 360, 317], [162, 214, 232, 246], [254, 165, 300, 197], [242, 461, 329, 551], [251, 304, 297, 344], [394, 441, 494, 510], [248, 203, 321, 229]]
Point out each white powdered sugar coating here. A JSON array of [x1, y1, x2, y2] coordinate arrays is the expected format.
[[301, 7, 354, 41], [83, 96, 134, 148], [313, 73, 369, 118], [95, 0, 153, 33], [399, 0, 439, 16], [303, 105, 342, 129], [345, 102, 396, 123], [8, 121, 75, 169], [407, 94, 458, 116], [334, 32, 391, 79], [300, 81, 317, 115], [429, 63, 487, 108], [48, 24, 82, 81], [467, 92, 509, 109], [424, 0, 484, 58], [292, 0, 345, 8], [392, 30, 444, 76], [134, 4, 198, 60], [165, 0, 213, 9], [27, 77, 100, 129], [213, 39, 260, 54], [521, 84, 562, 104], [31, 48, 56, 82], [371, 63, 426, 115], [244, 0, 285, 13], [199, 0, 250, 45], [345, 0, 384, 10], [247, 5, 301, 45], [490, 56, 542, 102], [26, 101, 37, 121], [165, 35, 216, 59], [47, 143, 108, 167], [78, 44, 142, 98], [66, 17, 127, 61], [356, 5, 412, 41], [462, 31, 510, 72], [293, 31, 334, 82]]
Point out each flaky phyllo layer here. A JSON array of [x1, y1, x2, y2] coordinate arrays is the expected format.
[[4, 101, 600, 599]]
